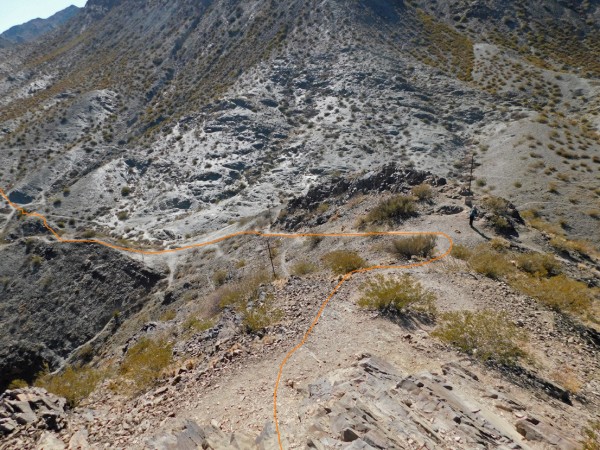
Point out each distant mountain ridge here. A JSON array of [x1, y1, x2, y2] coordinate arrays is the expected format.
[[0, 5, 80, 44]]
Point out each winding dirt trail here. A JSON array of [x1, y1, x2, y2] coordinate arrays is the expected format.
[[0, 186, 453, 449]]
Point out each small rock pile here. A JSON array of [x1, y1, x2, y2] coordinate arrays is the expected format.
[[0, 387, 67, 437]]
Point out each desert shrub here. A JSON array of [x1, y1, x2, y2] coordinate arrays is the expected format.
[[582, 420, 600, 450], [550, 237, 595, 257], [550, 366, 582, 394], [212, 269, 228, 287], [322, 250, 366, 275], [306, 235, 323, 249], [35, 365, 105, 407], [183, 317, 214, 333], [8, 379, 28, 389], [514, 275, 597, 315], [390, 235, 437, 259], [241, 297, 283, 334], [451, 244, 472, 260], [121, 186, 131, 196], [119, 338, 173, 392], [159, 309, 176, 321], [521, 210, 564, 236], [433, 310, 527, 365], [365, 195, 417, 224], [315, 203, 329, 214], [411, 183, 433, 201], [489, 237, 510, 251], [481, 196, 514, 232], [468, 245, 514, 279], [117, 211, 129, 221], [515, 252, 561, 277], [358, 274, 436, 315], [490, 215, 511, 232], [82, 230, 96, 238], [290, 260, 318, 276], [217, 270, 271, 309], [30, 255, 43, 267]]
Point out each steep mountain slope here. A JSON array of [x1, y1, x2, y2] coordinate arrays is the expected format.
[[0, 0, 598, 248], [0, 6, 80, 44], [0, 0, 599, 448]]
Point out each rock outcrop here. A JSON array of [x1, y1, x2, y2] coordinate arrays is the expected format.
[[0, 388, 67, 437]]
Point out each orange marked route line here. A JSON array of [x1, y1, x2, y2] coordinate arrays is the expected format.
[[273, 232, 453, 449], [1, 186, 453, 449]]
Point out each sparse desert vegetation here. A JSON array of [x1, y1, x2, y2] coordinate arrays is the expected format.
[[1, 0, 599, 447], [321, 250, 366, 275], [358, 274, 436, 315], [433, 310, 527, 365], [390, 235, 437, 259]]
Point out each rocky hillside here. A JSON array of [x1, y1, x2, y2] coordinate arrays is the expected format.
[[0, 0, 599, 448], [0, 0, 598, 244], [0, 6, 80, 44], [0, 166, 599, 449]]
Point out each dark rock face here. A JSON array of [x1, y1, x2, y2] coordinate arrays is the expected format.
[[278, 164, 445, 230], [288, 164, 444, 212], [0, 241, 165, 391]]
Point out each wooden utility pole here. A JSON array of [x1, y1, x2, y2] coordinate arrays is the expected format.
[[468, 153, 475, 194], [266, 239, 276, 278]]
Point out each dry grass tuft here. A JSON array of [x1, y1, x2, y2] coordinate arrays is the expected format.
[[550, 366, 582, 394]]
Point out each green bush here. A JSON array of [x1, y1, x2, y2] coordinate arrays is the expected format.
[[121, 186, 131, 196], [322, 250, 366, 275], [515, 252, 561, 277], [390, 235, 437, 259], [365, 195, 417, 224], [411, 184, 434, 201], [290, 260, 318, 276], [358, 274, 436, 315], [119, 338, 173, 392], [35, 365, 105, 407], [433, 310, 527, 365]]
